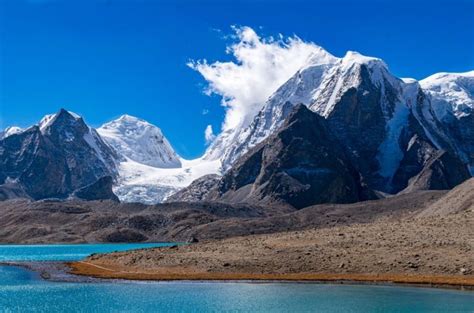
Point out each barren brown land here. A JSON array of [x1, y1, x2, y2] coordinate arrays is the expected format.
[[70, 209, 474, 288], [3, 178, 472, 288]]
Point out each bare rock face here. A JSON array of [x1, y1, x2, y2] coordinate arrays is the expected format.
[[401, 151, 470, 193], [166, 174, 221, 203], [449, 114, 474, 174], [102, 228, 148, 243], [72, 176, 119, 202], [0, 109, 118, 200], [207, 105, 375, 209], [0, 182, 31, 201], [322, 65, 390, 191]]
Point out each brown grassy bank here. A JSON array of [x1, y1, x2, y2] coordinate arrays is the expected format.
[[69, 260, 474, 288]]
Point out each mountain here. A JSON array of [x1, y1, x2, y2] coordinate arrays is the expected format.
[[96, 115, 220, 204], [204, 46, 338, 162], [204, 51, 395, 169], [1, 49, 472, 205], [201, 49, 473, 194], [0, 109, 118, 200], [205, 105, 375, 208], [0, 126, 23, 140], [420, 71, 474, 119], [97, 115, 181, 168], [419, 71, 474, 174]]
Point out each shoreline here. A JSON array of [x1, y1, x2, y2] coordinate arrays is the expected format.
[[1, 261, 473, 291], [68, 261, 474, 290]]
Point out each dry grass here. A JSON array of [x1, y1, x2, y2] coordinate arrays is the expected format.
[[69, 261, 474, 288]]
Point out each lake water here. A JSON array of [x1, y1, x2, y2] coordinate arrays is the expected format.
[[0, 244, 473, 313], [0, 243, 176, 261]]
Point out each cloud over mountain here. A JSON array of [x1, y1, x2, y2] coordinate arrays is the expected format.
[[204, 124, 216, 144], [188, 26, 326, 132]]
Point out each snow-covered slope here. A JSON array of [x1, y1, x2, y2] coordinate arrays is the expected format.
[[419, 71, 474, 174], [97, 115, 220, 204], [112, 157, 221, 204], [420, 71, 474, 120], [0, 126, 23, 139], [98, 115, 181, 168]]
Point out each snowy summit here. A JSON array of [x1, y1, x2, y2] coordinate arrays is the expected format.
[[98, 115, 181, 168]]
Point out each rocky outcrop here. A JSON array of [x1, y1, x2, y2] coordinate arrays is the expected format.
[[72, 176, 119, 202], [166, 174, 221, 202], [401, 151, 470, 193], [207, 105, 375, 209], [102, 229, 148, 242], [0, 182, 31, 201]]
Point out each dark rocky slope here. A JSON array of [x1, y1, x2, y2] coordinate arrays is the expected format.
[[0, 189, 448, 244], [166, 174, 221, 203], [206, 105, 375, 209], [0, 109, 118, 201], [72, 176, 119, 202], [401, 151, 471, 193]]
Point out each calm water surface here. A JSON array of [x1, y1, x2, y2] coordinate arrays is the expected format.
[[0, 244, 473, 313], [0, 243, 176, 261]]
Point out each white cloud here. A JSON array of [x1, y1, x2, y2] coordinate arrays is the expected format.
[[188, 26, 329, 132], [204, 124, 216, 144]]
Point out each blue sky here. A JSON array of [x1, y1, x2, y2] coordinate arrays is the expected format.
[[1, 0, 473, 158]]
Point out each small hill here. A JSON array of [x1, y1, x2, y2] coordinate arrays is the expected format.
[[418, 178, 474, 217]]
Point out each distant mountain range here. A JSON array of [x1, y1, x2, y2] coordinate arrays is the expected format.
[[1, 46, 473, 206]]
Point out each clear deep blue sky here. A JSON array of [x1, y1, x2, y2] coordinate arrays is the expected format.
[[1, 0, 473, 158]]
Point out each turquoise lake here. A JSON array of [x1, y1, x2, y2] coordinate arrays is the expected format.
[[0, 243, 176, 261], [0, 244, 473, 313]]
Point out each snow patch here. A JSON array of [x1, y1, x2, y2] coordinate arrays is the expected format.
[[114, 157, 221, 204], [83, 128, 109, 169]]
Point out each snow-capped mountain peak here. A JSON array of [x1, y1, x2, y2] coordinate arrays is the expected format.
[[98, 115, 182, 168], [301, 46, 338, 69], [34, 109, 118, 174], [38, 109, 82, 134], [0, 126, 23, 139], [420, 70, 474, 119], [205, 48, 407, 170], [342, 51, 385, 66], [98, 115, 222, 204]]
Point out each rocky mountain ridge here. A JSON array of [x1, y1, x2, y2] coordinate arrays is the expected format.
[[1, 48, 473, 204], [202, 48, 473, 194], [0, 109, 118, 200]]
